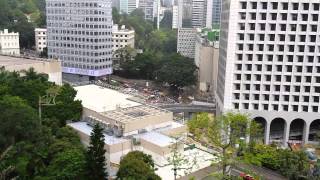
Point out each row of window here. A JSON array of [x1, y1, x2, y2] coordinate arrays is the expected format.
[[240, 1, 320, 11], [235, 64, 320, 74], [237, 44, 320, 53], [239, 23, 318, 32], [234, 83, 320, 93], [239, 12, 320, 22], [234, 93, 320, 103], [234, 102, 319, 112], [236, 54, 320, 63]]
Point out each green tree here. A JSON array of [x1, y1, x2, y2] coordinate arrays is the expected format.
[[112, 7, 120, 24], [117, 151, 160, 180], [155, 54, 197, 89], [0, 95, 39, 151], [86, 124, 107, 180], [187, 112, 253, 177]]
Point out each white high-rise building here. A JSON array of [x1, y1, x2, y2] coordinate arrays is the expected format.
[[46, 0, 113, 81], [139, 0, 157, 21], [172, 5, 179, 29], [217, 0, 320, 146], [34, 28, 47, 53], [0, 29, 20, 56]]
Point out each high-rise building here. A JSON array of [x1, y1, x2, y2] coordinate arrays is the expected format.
[[192, 0, 212, 28], [0, 29, 20, 56], [212, 0, 221, 26], [46, 0, 113, 81], [34, 28, 47, 53], [217, 0, 320, 146]]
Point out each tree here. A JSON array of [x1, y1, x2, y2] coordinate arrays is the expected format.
[[117, 151, 160, 180], [112, 7, 120, 24], [86, 124, 107, 180], [114, 46, 136, 68], [187, 112, 253, 177], [155, 54, 197, 89], [0, 95, 39, 152]]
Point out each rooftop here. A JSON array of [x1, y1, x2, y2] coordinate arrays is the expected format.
[[0, 55, 58, 67], [68, 121, 128, 145], [74, 84, 141, 112], [101, 105, 170, 123]]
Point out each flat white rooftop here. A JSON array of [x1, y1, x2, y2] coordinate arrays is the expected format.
[[137, 131, 175, 147], [74, 84, 141, 112], [68, 121, 128, 145]]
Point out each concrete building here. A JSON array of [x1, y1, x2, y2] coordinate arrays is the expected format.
[[194, 29, 219, 93], [67, 85, 191, 178], [172, 5, 179, 29], [34, 28, 47, 53], [177, 28, 197, 58], [212, 0, 221, 26], [0, 55, 62, 85], [0, 29, 20, 56], [217, 0, 320, 146], [112, 24, 135, 68], [112, 25, 135, 51], [46, 0, 113, 82]]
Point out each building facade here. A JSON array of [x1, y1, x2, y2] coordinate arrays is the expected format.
[[46, 0, 113, 81], [217, 0, 320, 146], [0, 29, 20, 56], [139, 0, 157, 21], [177, 28, 197, 59], [34, 28, 47, 53]]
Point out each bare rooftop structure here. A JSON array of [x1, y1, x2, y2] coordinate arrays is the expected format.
[[74, 84, 141, 112], [102, 105, 171, 123]]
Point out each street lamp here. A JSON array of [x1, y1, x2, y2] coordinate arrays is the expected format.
[[38, 87, 60, 125]]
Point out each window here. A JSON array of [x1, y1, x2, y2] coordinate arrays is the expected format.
[[303, 3, 309, 10], [302, 14, 308, 21], [271, 13, 277, 20], [305, 86, 310, 92], [263, 104, 268, 110], [314, 3, 320, 11], [292, 105, 298, 111], [292, 3, 299, 10], [272, 2, 278, 9], [261, 2, 267, 9], [313, 106, 318, 112], [291, 13, 298, 21], [282, 2, 288, 10], [261, 13, 266, 20], [313, 14, 319, 21], [241, 2, 247, 9], [283, 105, 288, 111], [251, 2, 257, 9]]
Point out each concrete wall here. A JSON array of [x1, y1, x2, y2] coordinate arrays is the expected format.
[[4, 60, 62, 85]]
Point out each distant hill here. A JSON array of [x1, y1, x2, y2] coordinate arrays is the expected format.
[[0, 0, 46, 48]]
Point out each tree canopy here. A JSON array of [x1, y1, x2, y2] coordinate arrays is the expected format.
[[0, 68, 86, 179], [117, 151, 160, 180]]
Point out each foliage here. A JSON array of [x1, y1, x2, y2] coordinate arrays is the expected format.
[[121, 52, 197, 88], [117, 151, 160, 180], [155, 54, 197, 88], [160, 10, 173, 29], [242, 144, 310, 180], [114, 46, 136, 67], [86, 124, 107, 180], [0, 68, 87, 179], [187, 112, 254, 176]]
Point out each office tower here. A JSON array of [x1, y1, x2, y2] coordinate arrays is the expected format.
[[177, 28, 197, 58], [139, 0, 157, 21], [46, 0, 113, 81], [212, 0, 221, 26], [217, 0, 320, 146], [192, 0, 212, 28]]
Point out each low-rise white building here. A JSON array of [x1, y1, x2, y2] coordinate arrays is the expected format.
[[0, 29, 20, 56], [34, 28, 47, 53], [177, 28, 197, 59]]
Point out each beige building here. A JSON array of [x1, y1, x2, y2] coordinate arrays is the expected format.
[[34, 28, 47, 53], [68, 84, 187, 177], [0, 55, 62, 85], [194, 29, 219, 93], [0, 29, 20, 56]]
